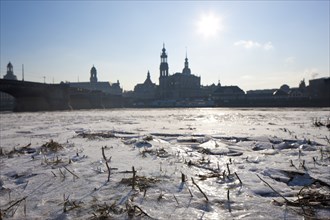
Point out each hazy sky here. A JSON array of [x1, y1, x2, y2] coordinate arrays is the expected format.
[[1, 1, 329, 91]]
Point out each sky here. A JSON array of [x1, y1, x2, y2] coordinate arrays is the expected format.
[[1, 1, 329, 92]]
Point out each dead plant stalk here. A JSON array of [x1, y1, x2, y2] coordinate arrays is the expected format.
[[191, 177, 209, 202], [101, 146, 111, 182]]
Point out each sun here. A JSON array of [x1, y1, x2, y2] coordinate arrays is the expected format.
[[196, 12, 222, 38]]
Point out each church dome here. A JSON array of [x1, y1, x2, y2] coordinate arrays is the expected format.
[[182, 57, 191, 74], [7, 62, 13, 68]]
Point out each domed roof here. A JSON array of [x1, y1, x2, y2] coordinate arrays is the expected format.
[[280, 84, 290, 93], [7, 62, 13, 68]]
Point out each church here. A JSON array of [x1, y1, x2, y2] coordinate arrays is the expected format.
[[133, 71, 157, 100], [3, 62, 18, 80], [69, 66, 122, 96], [158, 45, 201, 100]]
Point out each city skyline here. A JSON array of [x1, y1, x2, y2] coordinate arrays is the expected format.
[[1, 1, 329, 91]]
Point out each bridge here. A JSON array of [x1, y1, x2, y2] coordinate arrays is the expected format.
[[0, 79, 123, 111]]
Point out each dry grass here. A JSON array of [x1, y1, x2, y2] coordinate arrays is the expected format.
[[120, 175, 159, 191], [41, 140, 63, 153]]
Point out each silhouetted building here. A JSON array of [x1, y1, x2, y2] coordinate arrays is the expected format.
[[246, 89, 276, 100], [201, 83, 220, 98], [158, 45, 201, 99], [273, 89, 288, 98], [287, 80, 308, 98], [212, 82, 245, 104], [133, 71, 157, 100], [3, 62, 17, 80], [69, 66, 122, 95], [308, 77, 330, 100]]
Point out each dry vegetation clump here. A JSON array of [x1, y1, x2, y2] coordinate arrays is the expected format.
[[0, 196, 28, 218], [257, 168, 330, 219], [298, 186, 330, 207], [78, 132, 116, 139], [312, 118, 330, 129], [90, 202, 125, 219], [120, 175, 159, 191], [143, 135, 153, 141], [40, 140, 63, 153], [271, 186, 330, 218], [0, 143, 36, 158], [140, 147, 170, 158]]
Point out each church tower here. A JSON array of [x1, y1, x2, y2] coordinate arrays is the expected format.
[[3, 62, 17, 80], [159, 44, 169, 99], [159, 44, 169, 77], [90, 65, 97, 83], [182, 53, 191, 75]]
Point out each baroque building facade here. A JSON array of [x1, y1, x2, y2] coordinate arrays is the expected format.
[[69, 66, 122, 95], [158, 45, 201, 100], [133, 71, 157, 100]]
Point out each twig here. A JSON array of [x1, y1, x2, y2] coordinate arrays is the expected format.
[[256, 174, 291, 203], [290, 159, 298, 170], [173, 195, 179, 205], [181, 173, 186, 183], [227, 189, 231, 213], [4, 196, 28, 212], [234, 172, 242, 184], [132, 166, 136, 190], [187, 185, 193, 197], [226, 163, 231, 176], [134, 205, 153, 219], [51, 171, 57, 177], [24, 198, 26, 217], [297, 185, 309, 216], [191, 177, 208, 202], [325, 136, 330, 145], [63, 166, 79, 179], [300, 160, 307, 171], [59, 168, 66, 178], [102, 146, 111, 182]]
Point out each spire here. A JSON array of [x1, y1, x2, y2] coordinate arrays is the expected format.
[[185, 46, 187, 59], [162, 43, 166, 53], [160, 43, 169, 77], [22, 64, 24, 81], [182, 51, 191, 75], [145, 70, 153, 84]]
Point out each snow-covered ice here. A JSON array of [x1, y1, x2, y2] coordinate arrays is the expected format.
[[0, 108, 329, 219]]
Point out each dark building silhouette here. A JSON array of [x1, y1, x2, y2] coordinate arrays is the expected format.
[[3, 62, 17, 80], [69, 66, 122, 95], [133, 71, 157, 100], [158, 44, 201, 100], [1, 62, 17, 110], [212, 82, 245, 104], [90, 65, 98, 83], [159, 44, 169, 99], [308, 77, 330, 100]]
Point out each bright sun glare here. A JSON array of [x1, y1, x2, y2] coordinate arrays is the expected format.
[[197, 12, 222, 38]]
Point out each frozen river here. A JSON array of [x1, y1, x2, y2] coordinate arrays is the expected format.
[[1, 108, 329, 148], [0, 108, 329, 219]]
